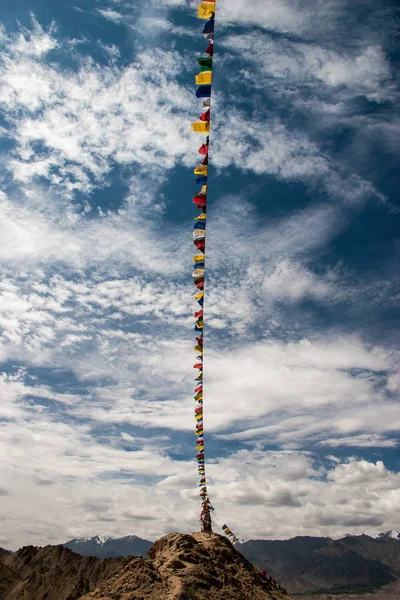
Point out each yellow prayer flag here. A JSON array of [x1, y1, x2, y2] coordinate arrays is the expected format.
[[193, 254, 205, 262], [200, 185, 208, 195], [194, 166, 208, 175], [191, 121, 210, 133], [194, 291, 204, 300], [195, 213, 207, 221], [198, 3, 215, 19], [195, 71, 212, 85]]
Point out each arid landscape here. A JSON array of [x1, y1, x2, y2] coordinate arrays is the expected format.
[[1, 531, 400, 600], [0, 532, 287, 600]]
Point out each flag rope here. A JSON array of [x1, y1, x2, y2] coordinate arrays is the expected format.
[[191, 0, 216, 532]]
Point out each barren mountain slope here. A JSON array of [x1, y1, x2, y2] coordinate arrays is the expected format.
[[2, 545, 133, 600]]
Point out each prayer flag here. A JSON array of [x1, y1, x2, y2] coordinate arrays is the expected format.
[[198, 144, 209, 155], [198, 57, 213, 69], [198, 3, 215, 19], [196, 71, 212, 85], [193, 269, 205, 278], [203, 19, 215, 34], [191, 121, 210, 133], [194, 166, 208, 175], [199, 109, 211, 122], [196, 85, 211, 98], [205, 43, 213, 56]]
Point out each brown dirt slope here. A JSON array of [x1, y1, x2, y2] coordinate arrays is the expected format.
[[81, 532, 290, 600], [1, 545, 133, 600]]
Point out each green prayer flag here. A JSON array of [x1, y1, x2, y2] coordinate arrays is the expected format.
[[197, 57, 213, 69]]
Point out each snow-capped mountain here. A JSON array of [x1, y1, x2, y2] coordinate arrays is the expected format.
[[376, 531, 400, 540], [64, 534, 152, 558], [72, 535, 112, 546]]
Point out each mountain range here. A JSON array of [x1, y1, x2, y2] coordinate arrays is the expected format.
[[64, 535, 152, 559], [238, 531, 400, 593], [62, 531, 400, 594], [0, 533, 288, 600]]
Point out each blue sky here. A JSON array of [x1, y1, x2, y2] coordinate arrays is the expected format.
[[0, 0, 399, 549]]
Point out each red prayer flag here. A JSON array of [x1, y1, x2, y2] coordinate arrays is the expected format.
[[194, 240, 205, 250], [195, 310, 204, 318], [193, 363, 203, 369], [199, 109, 211, 122], [195, 280, 204, 289], [205, 43, 213, 55], [198, 144, 209, 155], [201, 156, 208, 165]]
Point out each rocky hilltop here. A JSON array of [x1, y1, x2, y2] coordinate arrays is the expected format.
[[0, 533, 288, 600]]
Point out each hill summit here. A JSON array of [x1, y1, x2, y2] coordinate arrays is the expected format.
[[81, 532, 288, 600], [0, 532, 288, 600]]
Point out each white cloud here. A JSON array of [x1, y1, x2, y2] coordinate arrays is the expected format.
[[222, 33, 392, 100], [0, 20, 196, 195], [319, 434, 398, 448], [217, 0, 396, 46], [96, 8, 124, 22], [262, 260, 333, 301]]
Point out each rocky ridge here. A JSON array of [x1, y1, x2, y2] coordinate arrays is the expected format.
[[81, 532, 288, 600], [0, 533, 288, 600], [0, 545, 132, 600], [238, 534, 400, 592]]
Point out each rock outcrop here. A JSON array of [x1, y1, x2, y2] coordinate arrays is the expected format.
[[81, 532, 289, 600]]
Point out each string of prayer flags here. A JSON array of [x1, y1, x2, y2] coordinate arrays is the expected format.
[[192, 0, 216, 535], [222, 524, 240, 544]]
